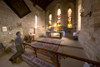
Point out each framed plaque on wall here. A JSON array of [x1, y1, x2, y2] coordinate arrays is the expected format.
[[2, 26, 7, 32]]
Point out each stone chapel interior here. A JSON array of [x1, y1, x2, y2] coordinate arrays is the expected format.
[[0, 0, 100, 67]]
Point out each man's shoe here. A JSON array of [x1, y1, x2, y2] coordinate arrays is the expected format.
[[9, 58, 13, 62], [9, 58, 16, 63]]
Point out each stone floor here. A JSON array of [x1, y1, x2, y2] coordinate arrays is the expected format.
[[32, 37, 87, 67], [0, 53, 31, 67], [0, 37, 87, 67], [60, 37, 87, 67]]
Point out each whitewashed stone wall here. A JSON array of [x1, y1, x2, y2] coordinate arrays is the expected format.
[[79, 0, 100, 61], [0, 0, 45, 47]]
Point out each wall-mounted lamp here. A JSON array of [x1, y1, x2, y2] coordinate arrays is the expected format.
[[80, 7, 92, 17], [86, 11, 92, 17], [8, 26, 12, 31], [80, 7, 85, 17], [17, 22, 22, 27]]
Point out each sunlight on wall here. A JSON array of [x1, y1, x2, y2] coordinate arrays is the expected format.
[[35, 15, 38, 29], [78, 0, 81, 31]]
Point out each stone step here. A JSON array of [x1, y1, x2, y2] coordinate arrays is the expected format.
[[10, 46, 56, 67], [22, 53, 56, 67]]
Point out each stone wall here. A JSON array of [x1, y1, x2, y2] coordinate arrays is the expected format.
[[0, 0, 45, 47], [45, 0, 77, 32], [79, 0, 100, 61], [45, 0, 100, 61]]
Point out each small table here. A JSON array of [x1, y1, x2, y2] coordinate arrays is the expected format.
[[46, 31, 65, 39]]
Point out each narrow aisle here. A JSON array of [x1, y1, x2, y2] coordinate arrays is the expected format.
[[60, 37, 87, 67]]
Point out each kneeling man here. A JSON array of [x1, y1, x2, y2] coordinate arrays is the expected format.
[[9, 31, 24, 63]]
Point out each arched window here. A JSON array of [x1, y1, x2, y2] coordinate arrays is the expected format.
[[57, 8, 61, 26], [34, 15, 38, 34], [68, 8, 72, 28], [49, 14, 52, 27]]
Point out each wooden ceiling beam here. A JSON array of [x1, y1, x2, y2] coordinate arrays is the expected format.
[[30, 0, 54, 10], [37, 0, 39, 3], [41, 0, 47, 8], [39, 0, 44, 6], [43, 0, 53, 9]]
